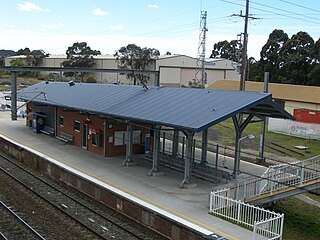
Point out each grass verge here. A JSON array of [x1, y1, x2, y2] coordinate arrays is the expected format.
[[211, 118, 320, 160], [268, 197, 320, 240]]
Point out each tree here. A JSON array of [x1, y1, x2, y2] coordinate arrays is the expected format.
[[114, 44, 160, 88], [16, 47, 31, 56], [16, 48, 48, 67], [279, 31, 315, 85], [259, 29, 289, 83], [209, 40, 241, 62], [10, 58, 25, 67], [62, 42, 101, 80], [15, 48, 48, 78], [308, 38, 320, 86]]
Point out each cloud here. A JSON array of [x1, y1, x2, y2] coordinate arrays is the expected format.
[[17, 2, 49, 12], [42, 23, 64, 30], [147, 4, 160, 9], [109, 24, 124, 31], [92, 8, 109, 16]]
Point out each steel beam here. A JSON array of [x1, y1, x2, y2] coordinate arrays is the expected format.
[[172, 129, 179, 157], [10, 71, 17, 121], [180, 131, 196, 188], [201, 129, 208, 165], [123, 123, 134, 166], [149, 126, 164, 176]]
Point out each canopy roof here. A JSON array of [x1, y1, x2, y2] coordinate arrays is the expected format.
[[18, 82, 293, 132]]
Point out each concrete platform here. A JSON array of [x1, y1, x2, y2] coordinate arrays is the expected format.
[[0, 110, 267, 240]]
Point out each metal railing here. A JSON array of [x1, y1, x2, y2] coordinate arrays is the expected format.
[[209, 190, 284, 240], [157, 132, 233, 182], [230, 155, 320, 201]]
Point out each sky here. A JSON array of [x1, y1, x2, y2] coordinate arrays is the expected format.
[[0, 0, 319, 60]]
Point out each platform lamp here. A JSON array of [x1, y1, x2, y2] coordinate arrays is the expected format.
[[234, 134, 255, 199]]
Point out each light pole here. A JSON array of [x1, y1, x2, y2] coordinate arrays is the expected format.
[[234, 134, 255, 199]]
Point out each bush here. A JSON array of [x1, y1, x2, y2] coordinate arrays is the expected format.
[[84, 74, 96, 83]]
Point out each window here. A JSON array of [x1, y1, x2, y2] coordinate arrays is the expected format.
[[74, 120, 80, 132], [133, 130, 141, 144], [92, 133, 98, 146], [91, 132, 102, 147], [114, 131, 125, 146], [59, 116, 64, 126]]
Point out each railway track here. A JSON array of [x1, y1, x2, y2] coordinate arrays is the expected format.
[[0, 152, 166, 240], [0, 201, 45, 240]]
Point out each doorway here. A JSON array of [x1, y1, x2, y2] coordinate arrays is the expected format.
[[82, 124, 88, 149]]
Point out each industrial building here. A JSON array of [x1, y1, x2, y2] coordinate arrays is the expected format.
[[5, 54, 239, 86]]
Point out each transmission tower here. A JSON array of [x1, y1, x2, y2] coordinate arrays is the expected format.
[[195, 11, 208, 88]]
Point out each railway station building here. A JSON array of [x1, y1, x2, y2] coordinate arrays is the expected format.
[[18, 81, 293, 188]]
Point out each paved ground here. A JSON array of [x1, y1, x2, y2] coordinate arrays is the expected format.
[[0, 109, 269, 240], [295, 194, 320, 208]]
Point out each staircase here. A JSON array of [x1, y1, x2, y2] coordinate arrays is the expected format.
[[227, 155, 320, 204]]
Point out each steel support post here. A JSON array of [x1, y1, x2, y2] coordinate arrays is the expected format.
[[180, 132, 197, 188], [123, 123, 134, 166], [149, 127, 164, 176], [162, 132, 166, 154], [155, 73, 160, 86], [258, 72, 269, 163], [172, 130, 179, 157], [103, 119, 107, 157], [11, 71, 17, 121], [201, 129, 208, 165]]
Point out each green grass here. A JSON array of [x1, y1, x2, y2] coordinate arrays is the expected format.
[[0, 76, 41, 91], [305, 192, 320, 203], [268, 197, 320, 240], [211, 118, 320, 160]]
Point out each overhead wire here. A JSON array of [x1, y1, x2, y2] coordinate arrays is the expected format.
[[279, 0, 320, 14], [220, 0, 320, 24], [250, 0, 320, 23]]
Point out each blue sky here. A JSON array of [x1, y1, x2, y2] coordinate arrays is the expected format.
[[0, 0, 319, 59]]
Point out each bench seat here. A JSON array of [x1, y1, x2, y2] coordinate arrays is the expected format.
[[56, 132, 73, 143]]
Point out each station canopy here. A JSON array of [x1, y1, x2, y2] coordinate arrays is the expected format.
[[18, 82, 294, 132]]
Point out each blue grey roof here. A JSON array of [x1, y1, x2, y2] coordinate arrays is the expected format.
[[18, 82, 293, 132]]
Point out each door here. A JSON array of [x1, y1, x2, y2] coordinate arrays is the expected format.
[[82, 124, 88, 149]]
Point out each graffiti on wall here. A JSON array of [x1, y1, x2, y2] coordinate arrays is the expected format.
[[268, 118, 320, 140]]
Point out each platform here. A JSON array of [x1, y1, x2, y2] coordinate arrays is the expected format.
[[0, 110, 267, 240]]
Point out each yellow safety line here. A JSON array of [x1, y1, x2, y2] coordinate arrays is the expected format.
[[0, 132, 239, 240]]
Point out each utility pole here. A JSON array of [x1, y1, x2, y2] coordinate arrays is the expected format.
[[195, 11, 208, 88], [231, 0, 258, 91], [240, 0, 249, 91]]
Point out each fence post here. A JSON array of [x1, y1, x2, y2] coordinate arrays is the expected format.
[[237, 201, 241, 223], [215, 145, 219, 170], [182, 137, 185, 159], [253, 221, 257, 240], [209, 191, 213, 213], [193, 139, 196, 162], [280, 214, 284, 240], [300, 161, 305, 185], [162, 132, 166, 154]]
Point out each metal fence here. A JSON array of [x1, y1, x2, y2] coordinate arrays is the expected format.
[[209, 189, 284, 240], [160, 131, 235, 166], [157, 131, 233, 182], [229, 155, 320, 201]]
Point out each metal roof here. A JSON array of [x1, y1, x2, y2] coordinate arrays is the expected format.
[[18, 82, 294, 132]]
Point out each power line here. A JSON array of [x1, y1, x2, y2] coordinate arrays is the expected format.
[[280, 0, 320, 14], [251, 0, 320, 22], [221, 0, 320, 25]]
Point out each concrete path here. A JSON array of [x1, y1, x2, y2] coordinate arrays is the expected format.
[[295, 194, 320, 208]]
